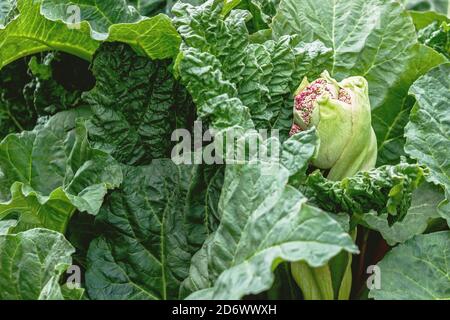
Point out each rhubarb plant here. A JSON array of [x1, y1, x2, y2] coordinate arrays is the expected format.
[[0, 0, 449, 301]]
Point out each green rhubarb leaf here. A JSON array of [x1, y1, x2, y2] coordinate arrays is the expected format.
[[84, 42, 195, 165], [107, 14, 181, 59], [369, 231, 450, 300], [40, 1, 181, 59], [174, 44, 254, 131], [60, 284, 85, 300], [0, 108, 122, 233], [0, 0, 98, 69], [0, 0, 180, 72], [0, 228, 78, 300], [173, 0, 331, 134], [303, 161, 428, 244], [85, 160, 220, 300], [405, 63, 450, 225], [181, 132, 356, 300]]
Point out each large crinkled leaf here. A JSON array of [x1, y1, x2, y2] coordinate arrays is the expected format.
[[405, 63, 450, 225], [173, 0, 331, 133], [182, 131, 357, 300], [0, 0, 98, 69], [85, 160, 221, 300], [185, 164, 224, 247], [272, 0, 445, 165], [0, 228, 79, 300], [106, 13, 181, 59], [0, 108, 123, 233], [303, 161, 427, 245], [0, 0, 180, 71], [369, 231, 450, 300], [40, 0, 186, 54], [84, 42, 195, 165], [174, 44, 254, 131], [231, 0, 280, 33], [40, 1, 180, 59], [185, 202, 358, 300], [172, 1, 256, 130], [0, 107, 92, 198]]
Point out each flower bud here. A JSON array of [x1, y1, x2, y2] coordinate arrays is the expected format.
[[290, 71, 377, 180]]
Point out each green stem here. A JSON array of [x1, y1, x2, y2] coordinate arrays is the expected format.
[[291, 261, 334, 300], [291, 226, 357, 300]]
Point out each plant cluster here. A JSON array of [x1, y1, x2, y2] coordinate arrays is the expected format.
[[0, 0, 449, 300]]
